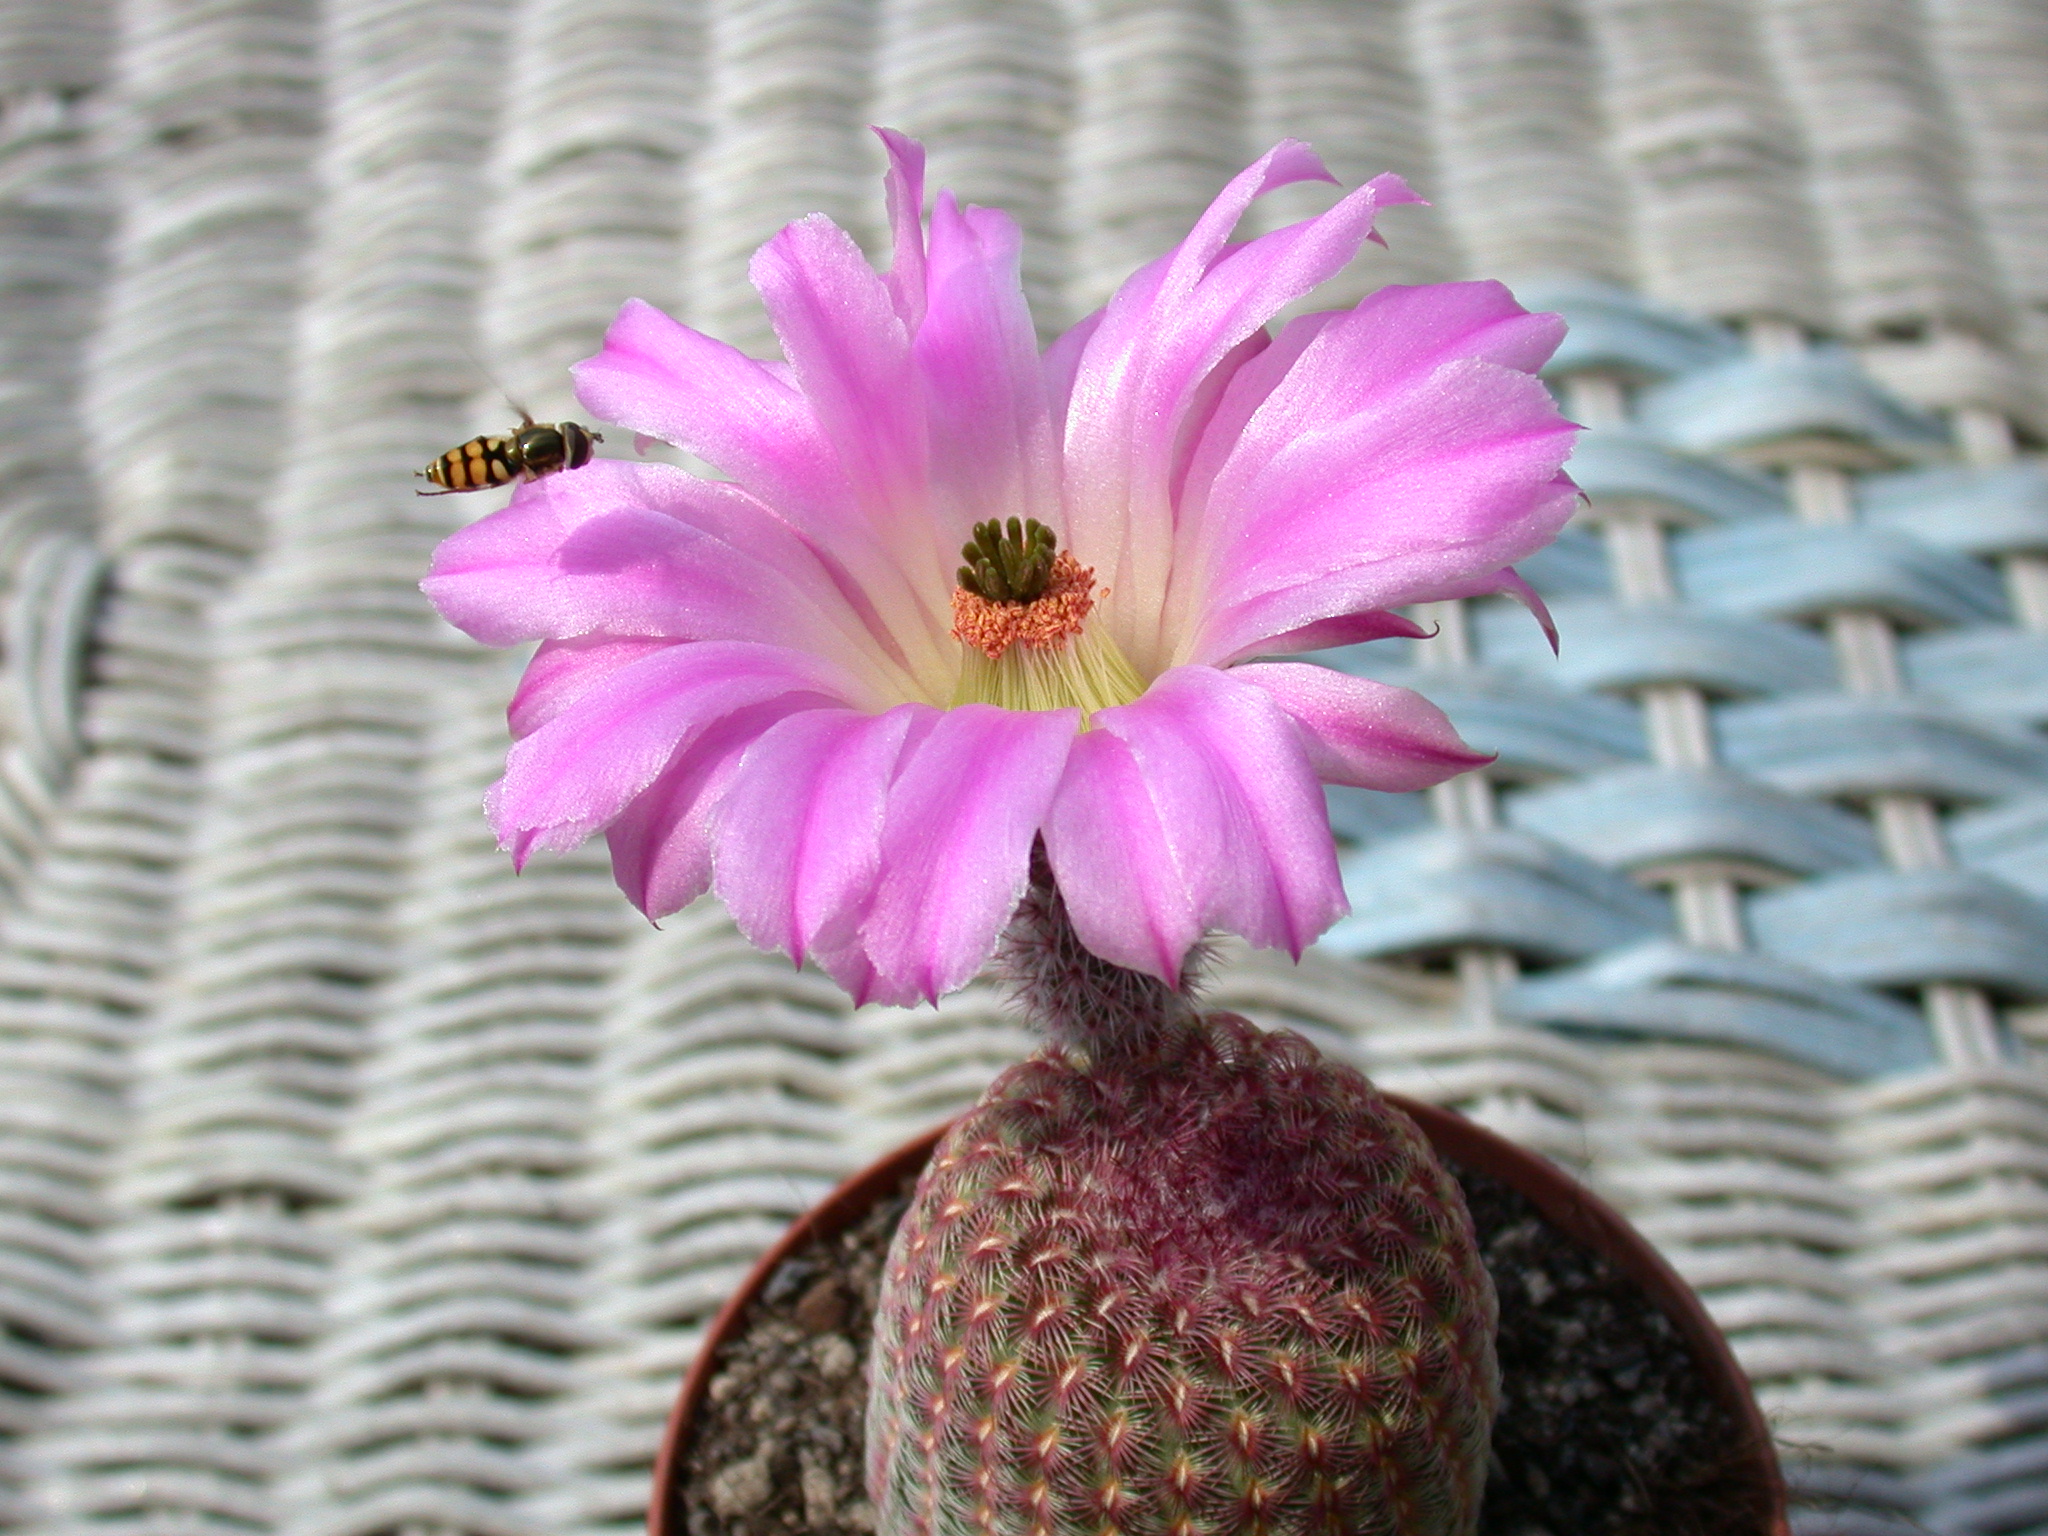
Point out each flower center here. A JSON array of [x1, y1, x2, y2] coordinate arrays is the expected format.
[[956, 516, 1060, 606], [950, 518, 1144, 720]]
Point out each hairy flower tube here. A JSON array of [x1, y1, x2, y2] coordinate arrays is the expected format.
[[422, 130, 1579, 1008]]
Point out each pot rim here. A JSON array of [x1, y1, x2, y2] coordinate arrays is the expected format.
[[651, 1095, 1789, 1536]]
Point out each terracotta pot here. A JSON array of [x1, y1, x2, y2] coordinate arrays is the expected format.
[[651, 1095, 1789, 1536]]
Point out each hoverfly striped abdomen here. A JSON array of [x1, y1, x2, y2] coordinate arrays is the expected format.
[[423, 434, 519, 493], [418, 414, 603, 495]]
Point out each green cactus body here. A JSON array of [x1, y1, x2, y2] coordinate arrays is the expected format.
[[866, 885, 1499, 1536]]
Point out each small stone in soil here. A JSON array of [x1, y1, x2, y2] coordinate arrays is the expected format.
[[681, 1192, 909, 1536], [795, 1276, 848, 1336], [707, 1451, 774, 1522]]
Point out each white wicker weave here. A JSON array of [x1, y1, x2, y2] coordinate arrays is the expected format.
[[1758, 0, 2005, 345], [0, 1, 2042, 1533], [1582, 0, 1832, 327]]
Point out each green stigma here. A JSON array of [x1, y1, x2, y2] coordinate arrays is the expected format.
[[957, 517, 1059, 604]]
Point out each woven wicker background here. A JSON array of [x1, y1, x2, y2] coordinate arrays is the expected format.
[[1, 0, 2046, 1532]]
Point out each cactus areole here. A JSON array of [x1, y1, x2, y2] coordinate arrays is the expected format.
[[424, 123, 1579, 1536], [868, 866, 1500, 1536]]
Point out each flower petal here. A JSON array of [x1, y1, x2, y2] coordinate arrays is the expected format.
[[1170, 281, 1577, 666], [1166, 329, 1270, 513], [1490, 567, 1558, 653], [874, 127, 928, 332], [808, 931, 886, 1007], [1195, 285, 1568, 537], [859, 704, 1078, 1004], [1191, 468, 1580, 668], [424, 461, 901, 697], [751, 214, 927, 538], [1043, 307, 1106, 441], [713, 703, 936, 966], [1040, 728, 1209, 983], [750, 213, 958, 683], [1214, 610, 1429, 665], [1376, 562, 1559, 652], [571, 299, 844, 529], [486, 641, 851, 857], [1167, 308, 1341, 555], [1202, 567, 1553, 666], [918, 193, 1061, 548], [1231, 662, 1494, 790], [1062, 144, 1424, 672], [1145, 308, 1344, 658], [1183, 376, 1578, 667], [1044, 666, 1345, 977], [507, 635, 684, 740], [606, 698, 805, 919]]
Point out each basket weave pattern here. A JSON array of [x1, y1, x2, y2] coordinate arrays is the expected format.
[[0, 1, 2043, 1534]]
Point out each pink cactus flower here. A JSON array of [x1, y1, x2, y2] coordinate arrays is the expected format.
[[423, 131, 1579, 1007]]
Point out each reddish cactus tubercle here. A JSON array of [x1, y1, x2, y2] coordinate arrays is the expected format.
[[866, 861, 1500, 1536]]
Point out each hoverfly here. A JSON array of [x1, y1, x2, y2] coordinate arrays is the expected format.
[[417, 412, 602, 495]]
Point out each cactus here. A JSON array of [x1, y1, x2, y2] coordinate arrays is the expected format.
[[867, 871, 1499, 1536]]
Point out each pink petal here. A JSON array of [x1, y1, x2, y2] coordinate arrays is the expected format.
[[1206, 564, 1552, 667], [485, 641, 851, 857], [423, 461, 898, 693], [1205, 561, 1556, 668], [1043, 307, 1106, 441], [1151, 306, 1348, 660], [1184, 363, 1579, 666], [1216, 609, 1430, 664], [1166, 329, 1270, 513], [1419, 564, 1559, 653], [1168, 310, 1339, 530], [750, 214, 957, 672], [1061, 146, 1423, 671], [808, 932, 885, 1007], [606, 697, 807, 919], [1044, 667, 1345, 978], [1193, 471, 1581, 669], [1216, 283, 1567, 451], [859, 704, 1079, 1004], [1230, 662, 1494, 790], [507, 635, 684, 739], [917, 192, 1061, 547], [1230, 283, 1566, 474], [571, 299, 845, 530], [1179, 141, 1341, 260], [1040, 728, 1209, 983], [1156, 281, 1573, 666], [1494, 567, 1559, 653], [1197, 286, 1568, 533], [874, 127, 928, 332], [713, 704, 936, 965], [750, 214, 926, 536]]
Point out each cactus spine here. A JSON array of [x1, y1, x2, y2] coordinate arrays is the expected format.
[[866, 868, 1499, 1536]]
